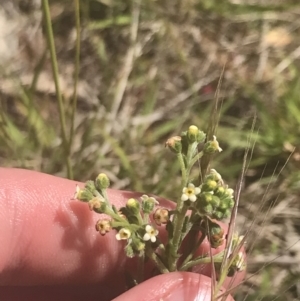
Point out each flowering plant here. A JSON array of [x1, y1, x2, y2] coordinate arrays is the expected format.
[[73, 125, 245, 295]]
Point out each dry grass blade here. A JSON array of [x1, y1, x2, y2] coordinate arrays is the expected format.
[[200, 67, 225, 182]]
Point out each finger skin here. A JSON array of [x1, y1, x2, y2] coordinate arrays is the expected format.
[[113, 272, 234, 301], [0, 273, 234, 301], [0, 168, 241, 300], [0, 168, 154, 287]]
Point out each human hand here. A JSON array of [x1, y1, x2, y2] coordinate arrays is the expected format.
[[0, 168, 239, 301]]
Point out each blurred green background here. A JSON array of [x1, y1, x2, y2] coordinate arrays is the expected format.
[[1, 0, 300, 300]]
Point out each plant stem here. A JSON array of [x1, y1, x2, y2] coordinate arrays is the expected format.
[[179, 227, 206, 270], [41, 0, 73, 179], [137, 254, 145, 284], [180, 252, 223, 271], [177, 152, 187, 186], [167, 151, 189, 271], [168, 204, 188, 271], [146, 249, 169, 274], [187, 151, 204, 175]]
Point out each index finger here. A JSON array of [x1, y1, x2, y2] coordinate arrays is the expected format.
[[0, 168, 150, 287]]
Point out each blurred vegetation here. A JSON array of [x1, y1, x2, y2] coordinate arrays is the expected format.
[[1, 0, 300, 300]]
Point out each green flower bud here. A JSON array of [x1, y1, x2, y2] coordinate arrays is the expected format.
[[211, 195, 220, 207], [209, 169, 222, 181], [218, 197, 234, 210], [212, 211, 224, 220], [74, 185, 94, 202], [208, 222, 224, 248], [228, 199, 234, 208], [95, 173, 110, 190], [225, 188, 234, 198], [203, 136, 222, 154], [131, 237, 146, 253], [125, 244, 134, 258], [200, 192, 214, 204], [215, 186, 226, 197], [165, 136, 182, 153], [126, 198, 140, 215], [202, 179, 218, 192], [85, 180, 97, 194], [187, 125, 206, 143], [201, 204, 214, 215], [141, 195, 158, 214], [222, 209, 232, 219]]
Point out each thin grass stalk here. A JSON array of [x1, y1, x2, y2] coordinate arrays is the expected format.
[[30, 49, 47, 94], [69, 0, 81, 163], [214, 121, 254, 300], [104, 0, 141, 136], [199, 70, 224, 182], [41, 0, 72, 178]]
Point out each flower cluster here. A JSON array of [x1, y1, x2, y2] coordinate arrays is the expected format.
[[74, 175, 169, 257], [179, 169, 234, 221], [73, 124, 244, 284], [197, 169, 235, 220]]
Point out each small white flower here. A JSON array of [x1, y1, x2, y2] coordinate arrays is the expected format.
[[116, 228, 131, 240], [143, 225, 159, 243], [235, 251, 246, 271], [212, 135, 223, 152], [181, 183, 201, 202], [210, 169, 222, 181], [226, 188, 234, 197], [73, 185, 81, 199]]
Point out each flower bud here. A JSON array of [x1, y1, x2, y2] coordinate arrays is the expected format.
[[211, 195, 220, 207], [208, 223, 224, 248], [200, 192, 214, 204], [209, 169, 222, 181], [212, 211, 224, 220], [88, 197, 106, 213], [201, 204, 213, 215], [202, 179, 218, 192], [88, 197, 102, 211], [95, 173, 110, 190], [141, 195, 159, 214], [187, 125, 206, 143], [222, 209, 232, 219], [85, 180, 97, 194], [153, 208, 169, 226], [218, 197, 234, 210], [125, 244, 134, 258], [225, 188, 234, 198], [74, 185, 94, 202], [131, 237, 146, 253], [203, 136, 222, 154], [126, 198, 140, 215], [165, 136, 182, 153], [95, 219, 111, 235], [215, 186, 226, 197]]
